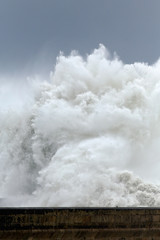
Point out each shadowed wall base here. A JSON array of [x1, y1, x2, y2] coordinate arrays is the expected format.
[[0, 208, 160, 239]]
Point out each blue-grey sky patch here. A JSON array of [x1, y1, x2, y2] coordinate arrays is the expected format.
[[0, 0, 160, 76]]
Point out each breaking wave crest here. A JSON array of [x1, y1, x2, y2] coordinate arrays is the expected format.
[[1, 45, 160, 207]]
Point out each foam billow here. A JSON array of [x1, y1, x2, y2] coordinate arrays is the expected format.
[[1, 44, 160, 207]]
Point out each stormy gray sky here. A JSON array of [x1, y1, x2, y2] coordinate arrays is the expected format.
[[0, 0, 160, 76]]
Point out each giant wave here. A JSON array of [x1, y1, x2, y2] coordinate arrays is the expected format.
[[1, 45, 160, 207]]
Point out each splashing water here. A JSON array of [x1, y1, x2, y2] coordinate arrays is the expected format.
[[1, 45, 160, 207]]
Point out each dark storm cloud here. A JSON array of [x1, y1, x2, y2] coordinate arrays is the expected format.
[[0, 0, 160, 75]]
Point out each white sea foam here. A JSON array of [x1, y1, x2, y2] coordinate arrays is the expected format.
[[1, 45, 160, 206]]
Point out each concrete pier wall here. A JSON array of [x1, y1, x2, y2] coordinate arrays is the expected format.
[[0, 208, 160, 239]]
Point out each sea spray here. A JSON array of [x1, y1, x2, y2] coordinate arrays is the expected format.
[[1, 45, 160, 206]]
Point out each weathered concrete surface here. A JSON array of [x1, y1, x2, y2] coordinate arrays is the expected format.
[[0, 207, 160, 239]]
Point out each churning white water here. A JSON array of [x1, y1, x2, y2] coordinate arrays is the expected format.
[[1, 45, 160, 207]]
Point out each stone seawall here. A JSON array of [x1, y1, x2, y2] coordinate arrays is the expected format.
[[0, 208, 160, 239]]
